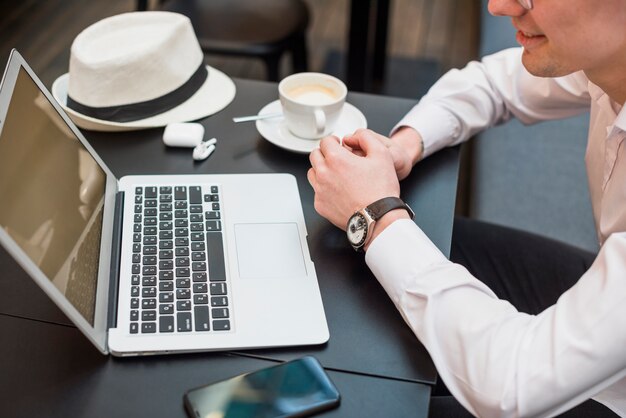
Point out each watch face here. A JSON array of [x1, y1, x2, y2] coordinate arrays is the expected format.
[[347, 213, 368, 247]]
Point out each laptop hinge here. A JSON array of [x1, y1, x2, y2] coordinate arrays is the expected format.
[[107, 191, 124, 330]]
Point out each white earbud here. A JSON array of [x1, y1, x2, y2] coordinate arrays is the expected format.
[[193, 137, 217, 161]]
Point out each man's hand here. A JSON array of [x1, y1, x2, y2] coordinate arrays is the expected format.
[[307, 130, 401, 231], [342, 128, 423, 180]]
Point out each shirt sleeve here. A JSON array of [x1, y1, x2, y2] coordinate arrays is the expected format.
[[365, 219, 626, 418], [391, 47, 591, 158]]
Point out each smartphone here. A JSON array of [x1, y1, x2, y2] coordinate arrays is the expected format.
[[183, 356, 340, 418]]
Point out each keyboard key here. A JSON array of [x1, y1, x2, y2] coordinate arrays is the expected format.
[[175, 209, 188, 218], [176, 257, 190, 267], [141, 322, 157, 333], [213, 320, 230, 331], [159, 230, 173, 240], [191, 252, 206, 261], [145, 199, 157, 208], [132, 264, 140, 274], [210, 283, 227, 295], [142, 287, 157, 298], [142, 265, 157, 275], [194, 306, 210, 331], [159, 250, 173, 259], [192, 261, 207, 271], [135, 187, 143, 195], [144, 217, 157, 226], [190, 223, 203, 232], [174, 186, 187, 200], [132, 253, 140, 263], [131, 286, 140, 297], [192, 272, 207, 282], [175, 219, 189, 228], [159, 240, 173, 249], [159, 186, 172, 194], [211, 296, 228, 307], [159, 203, 172, 212], [159, 292, 174, 303], [190, 214, 203, 223], [175, 238, 189, 247], [191, 232, 205, 241], [205, 211, 220, 220], [175, 201, 187, 210], [211, 308, 229, 318], [205, 221, 221, 232], [142, 310, 156, 321], [191, 242, 205, 251], [159, 316, 174, 333], [144, 208, 157, 216], [189, 205, 202, 213], [131, 298, 139, 309], [177, 312, 192, 332], [159, 271, 174, 280], [207, 232, 226, 281], [177, 300, 191, 311], [159, 304, 174, 314], [159, 260, 174, 270], [131, 275, 140, 285], [194, 294, 209, 304], [142, 276, 157, 286], [176, 289, 191, 299], [130, 310, 139, 321], [210, 186, 219, 194], [212, 203, 220, 211], [130, 323, 139, 334], [175, 247, 189, 257], [134, 214, 142, 223], [193, 283, 207, 293], [189, 186, 202, 204], [143, 246, 157, 255], [143, 255, 157, 265], [145, 187, 157, 198], [143, 236, 157, 245], [176, 278, 191, 288], [160, 212, 173, 221], [142, 299, 156, 309], [159, 281, 174, 291], [175, 267, 190, 277]]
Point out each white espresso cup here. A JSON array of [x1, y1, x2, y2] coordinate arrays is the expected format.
[[278, 72, 347, 139]]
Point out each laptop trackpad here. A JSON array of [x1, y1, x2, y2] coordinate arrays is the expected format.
[[234, 223, 307, 279]]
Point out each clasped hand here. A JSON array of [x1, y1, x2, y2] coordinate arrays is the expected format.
[[307, 128, 410, 231]]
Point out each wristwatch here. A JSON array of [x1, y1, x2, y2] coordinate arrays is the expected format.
[[346, 197, 414, 252]]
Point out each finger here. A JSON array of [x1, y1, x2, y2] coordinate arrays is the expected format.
[[309, 147, 325, 170], [319, 135, 345, 159], [352, 129, 386, 155], [306, 167, 317, 188]]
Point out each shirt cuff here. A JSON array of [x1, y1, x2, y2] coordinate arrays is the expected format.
[[390, 102, 461, 158], [365, 219, 450, 303]]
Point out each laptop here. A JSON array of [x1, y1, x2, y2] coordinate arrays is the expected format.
[[0, 50, 329, 356]]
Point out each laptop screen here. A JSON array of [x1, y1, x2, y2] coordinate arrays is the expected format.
[[0, 67, 106, 326]]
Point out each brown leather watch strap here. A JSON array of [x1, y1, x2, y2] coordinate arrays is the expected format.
[[364, 197, 414, 221]]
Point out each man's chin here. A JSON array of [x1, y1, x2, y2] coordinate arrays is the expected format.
[[521, 50, 570, 78]]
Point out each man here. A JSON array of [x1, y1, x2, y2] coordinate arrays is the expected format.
[[308, 0, 626, 416]]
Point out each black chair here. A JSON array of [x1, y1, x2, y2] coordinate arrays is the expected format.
[[158, 0, 310, 81]]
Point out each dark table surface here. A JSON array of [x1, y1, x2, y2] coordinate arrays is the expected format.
[[0, 78, 459, 417]]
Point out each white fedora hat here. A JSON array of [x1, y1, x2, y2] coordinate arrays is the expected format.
[[52, 11, 236, 132]]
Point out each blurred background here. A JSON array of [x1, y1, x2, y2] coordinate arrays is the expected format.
[[0, 0, 479, 96]]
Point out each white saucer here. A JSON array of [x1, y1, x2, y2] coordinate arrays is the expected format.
[[256, 100, 367, 154]]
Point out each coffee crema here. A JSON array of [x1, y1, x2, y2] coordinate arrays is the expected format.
[[286, 85, 339, 106]]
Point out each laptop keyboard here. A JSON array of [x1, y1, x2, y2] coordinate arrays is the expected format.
[[129, 185, 230, 334]]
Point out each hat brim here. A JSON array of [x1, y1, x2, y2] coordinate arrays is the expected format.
[[51, 65, 236, 132]]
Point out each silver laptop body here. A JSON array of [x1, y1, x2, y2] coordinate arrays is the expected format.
[[0, 50, 329, 356]]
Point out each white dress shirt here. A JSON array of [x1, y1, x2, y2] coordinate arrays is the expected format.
[[365, 47, 626, 417]]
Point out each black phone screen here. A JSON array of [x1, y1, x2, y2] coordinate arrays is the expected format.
[[183, 356, 340, 418]]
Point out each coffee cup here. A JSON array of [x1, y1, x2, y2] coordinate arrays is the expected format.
[[278, 72, 347, 139]]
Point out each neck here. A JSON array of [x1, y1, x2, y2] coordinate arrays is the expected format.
[[585, 64, 626, 106]]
